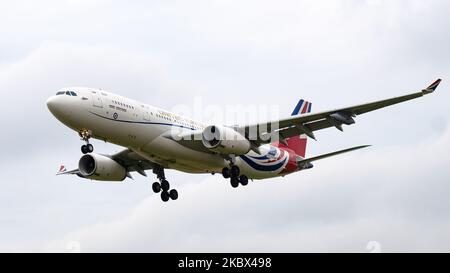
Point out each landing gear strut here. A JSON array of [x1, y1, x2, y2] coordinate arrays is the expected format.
[[79, 129, 94, 154], [151, 166, 178, 202]]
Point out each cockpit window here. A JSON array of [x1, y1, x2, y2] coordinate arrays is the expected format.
[[56, 90, 78, 96]]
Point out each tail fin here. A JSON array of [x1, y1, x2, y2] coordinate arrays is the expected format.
[[285, 99, 312, 157], [291, 99, 312, 115]]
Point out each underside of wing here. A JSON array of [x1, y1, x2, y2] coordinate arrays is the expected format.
[[161, 130, 216, 154], [108, 149, 155, 176], [56, 149, 156, 179], [242, 79, 441, 144]]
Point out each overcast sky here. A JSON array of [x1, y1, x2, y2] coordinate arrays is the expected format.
[[1, 0, 449, 252]]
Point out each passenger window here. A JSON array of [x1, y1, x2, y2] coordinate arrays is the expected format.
[[70, 91, 77, 96]]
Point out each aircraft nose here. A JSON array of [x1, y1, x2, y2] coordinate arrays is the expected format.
[[46, 96, 59, 113], [46, 95, 67, 118]]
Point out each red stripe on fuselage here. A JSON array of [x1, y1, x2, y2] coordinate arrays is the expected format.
[[279, 147, 298, 174]]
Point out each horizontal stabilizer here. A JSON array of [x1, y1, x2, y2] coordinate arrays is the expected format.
[[297, 145, 370, 167]]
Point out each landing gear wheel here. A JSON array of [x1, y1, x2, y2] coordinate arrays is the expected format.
[[152, 166, 179, 202], [239, 175, 248, 186], [81, 145, 88, 154], [222, 167, 230, 179], [230, 165, 240, 177], [169, 189, 178, 200], [161, 191, 170, 202], [230, 177, 239, 188], [161, 179, 170, 191], [152, 182, 161, 193], [86, 144, 94, 153]]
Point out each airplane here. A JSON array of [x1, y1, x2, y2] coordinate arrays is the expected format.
[[47, 79, 442, 202]]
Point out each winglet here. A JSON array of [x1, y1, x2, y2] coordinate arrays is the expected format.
[[423, 79, 442, 94], [56, 164, 80, 176], [57, 165, 67, 175]]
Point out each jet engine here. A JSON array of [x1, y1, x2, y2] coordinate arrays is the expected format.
[[202, 125, 251, 155], [78, 153, 127, 181]]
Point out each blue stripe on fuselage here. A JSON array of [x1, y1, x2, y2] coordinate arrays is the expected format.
[[240, 155, 287, 172], [88, 111, 197, 130]]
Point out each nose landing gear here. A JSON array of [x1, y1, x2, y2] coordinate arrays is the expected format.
[[81, 144, 94, 154], [151, 166, 178, 202], [79, 129, 94, 154]]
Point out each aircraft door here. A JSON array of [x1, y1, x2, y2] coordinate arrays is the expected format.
[[91, 91, 103, 108], [141, 105, 151, 121]]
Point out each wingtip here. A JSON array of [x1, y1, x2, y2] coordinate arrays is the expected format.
[[358, 144, 371, 149], [56, 165, 66, 175], [347, 145, 371, 152], [423, 78, 442, 94]]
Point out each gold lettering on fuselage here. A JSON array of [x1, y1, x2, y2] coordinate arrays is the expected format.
[[108, 105, 127, 112]]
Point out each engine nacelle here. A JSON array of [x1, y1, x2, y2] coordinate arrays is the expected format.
[[78, 153, 127, 181], [202, 125, 251, 155]]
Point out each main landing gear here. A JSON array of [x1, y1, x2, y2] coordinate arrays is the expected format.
[[79, 129, 94, 154], [222, 165, 249, 188], [151, 166, 178, 202]]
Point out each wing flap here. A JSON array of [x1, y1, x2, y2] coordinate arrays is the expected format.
[[110, 149, 155, 172]]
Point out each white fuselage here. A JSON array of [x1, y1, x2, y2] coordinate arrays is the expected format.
[[47, 87, 298, 179]]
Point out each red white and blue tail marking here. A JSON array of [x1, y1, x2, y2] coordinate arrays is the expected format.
[[58, 165, 67, 173], [284, 98, 312, 158], [291, 99, 312, 115], [425, 79, 441, 92]]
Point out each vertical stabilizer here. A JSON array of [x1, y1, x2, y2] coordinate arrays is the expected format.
[[284, 99, 312, 157]]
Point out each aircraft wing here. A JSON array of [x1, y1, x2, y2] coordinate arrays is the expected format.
[[162, 79, 440, 153], [242, 79, 441, 144], [296, 145, 370, 169], [56, 165, 81, 176], [109, 149, 155, 175], [162, 131, 213, 153], [56, 149, 155, 178]]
